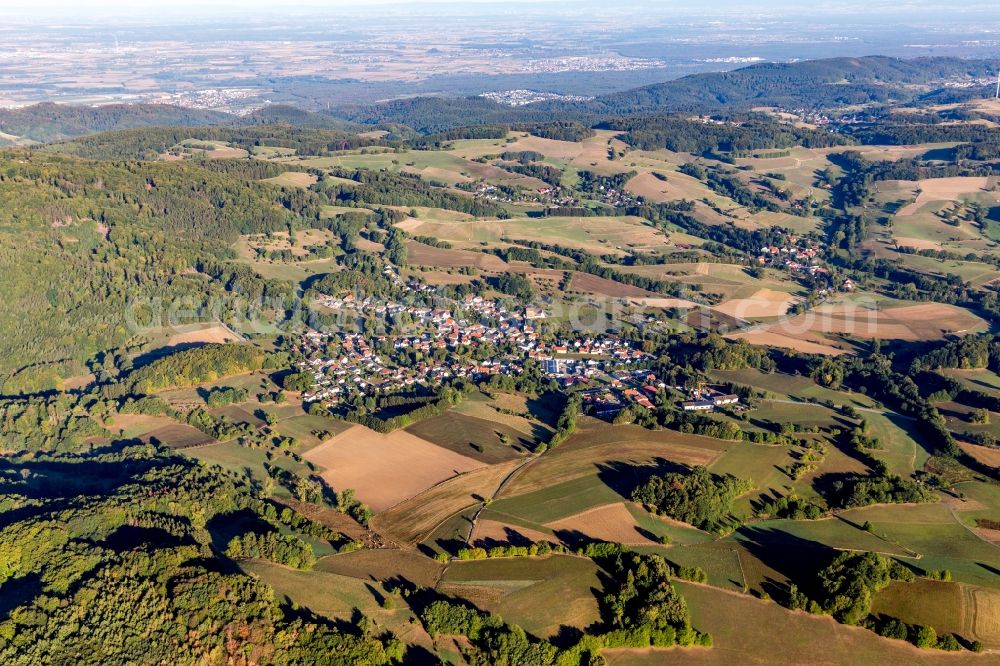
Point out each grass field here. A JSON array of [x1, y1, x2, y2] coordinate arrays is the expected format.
[[939, 369, 1000, 399], [405, 409, 539, 463], [144, 422, 217, 449], [398, 215, 672, 257], [438, 554, 603, 638], [291, 148, 547, 189], [835, 503, 1000, 588], [186, 439, 315, 497], [490, 473, 636, 525], [315, 548, 444, 588], [500, 417, 732, 499], [711, 368, 880, 408], [602, 581, 986, 664], [272, 413, 354, 448], [241, 558, 439, 652], [874, 578, 1000, 649], [862, 412, 929, 477], [614, 262, 803, 303]]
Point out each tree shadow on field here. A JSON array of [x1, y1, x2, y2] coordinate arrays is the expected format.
[[734, 526, 840, 602], [748, 488, 785, 515], [401, 646, 440, 665], [551, 625, 585, 649], [595, 457, 688, 501], [811, 471, 858, 507], [433, 536, 468, 557], [977, 562, 1000, 578], [364, 582, 387, 606], [474, 526, 546, 550], [552, 528, 591, 550]]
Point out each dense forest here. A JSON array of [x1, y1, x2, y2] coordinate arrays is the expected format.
[[0, 151, 305, 391], [598, 115, 846, 154], [0, 443, 400, 664]]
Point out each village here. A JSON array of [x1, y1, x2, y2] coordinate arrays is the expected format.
[[299, 282, 741, 419]]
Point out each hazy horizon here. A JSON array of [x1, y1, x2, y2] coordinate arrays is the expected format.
[[5, 0, 1000, 21]]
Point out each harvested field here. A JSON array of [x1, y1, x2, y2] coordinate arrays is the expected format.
[[894, 236, 945, 251], [372, 459, 522, 544], [260, 171, 317, 188], [628, 297, 700, 309], [110, 413, 180, 438], [756, 301, 987, 341], [470, 519, 553, 548], [567, 271, 656, 298], [897, 176, 991, 216], [726, 329, 848, 356], [875, 579, 1000, 649], [165, 323, 241, 347], [714, 288, 797, 319], [959, 442, 1000, 469], [304, 424, 485, 512], [624, 171, 715, 203], [502, 131, 626, 170], [545, 502, 660, 546], [405, 240, 508, 270]]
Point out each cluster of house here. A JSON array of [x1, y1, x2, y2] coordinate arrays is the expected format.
[[296, 288, 655, 407], [755, 240, 828, 276], [681, 387, 741, 412], [589, 184, 640, 209], [779, 108, 833, 126], [578, 371, 662, 418], [575, 375, 742, 419], [541, 339, 650, 386], [297, 327, 531, 405]]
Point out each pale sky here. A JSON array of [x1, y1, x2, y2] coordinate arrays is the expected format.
[[6, 0, 997, 19]]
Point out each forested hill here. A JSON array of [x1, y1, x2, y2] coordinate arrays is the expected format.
[[0, 101, 374, 148], [334, 55, 1000, 131], [241, 104, 361, 131], [45, 124, 383, 161], [0, 103, 233, 144], [582, 56, 1000, 116]]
